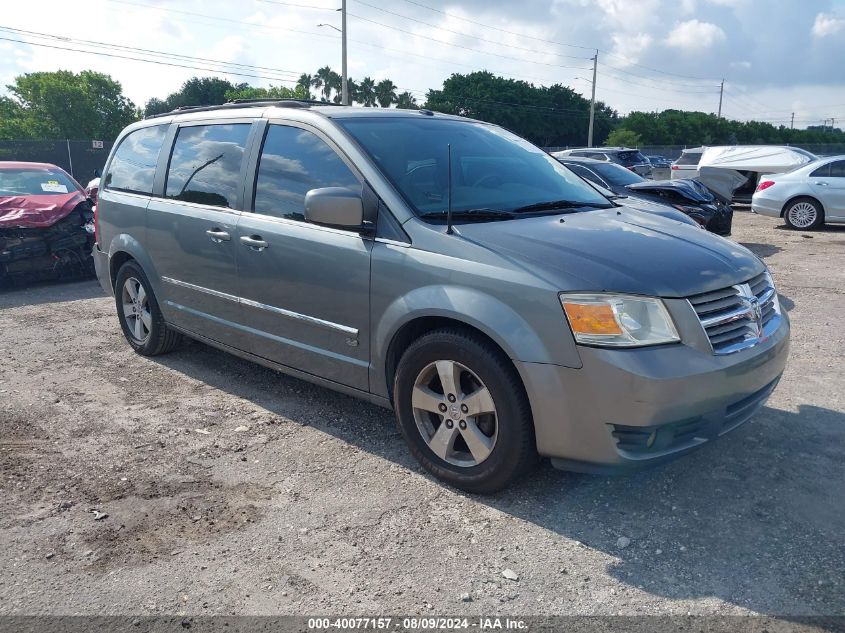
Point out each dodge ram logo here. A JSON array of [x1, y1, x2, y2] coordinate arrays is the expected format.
[[737, 283, 764, 338]]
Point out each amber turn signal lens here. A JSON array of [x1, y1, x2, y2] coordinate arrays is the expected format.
[[562, 303, 623, 335]]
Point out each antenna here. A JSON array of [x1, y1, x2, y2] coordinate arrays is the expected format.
[[446, 143, 454, 235]]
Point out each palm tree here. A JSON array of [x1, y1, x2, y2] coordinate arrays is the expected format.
[[296, 73, 313, 99], [327, 69, 342, 103], [395, 91, 418, 110], [357, 77, 376, 107], [314, 66, 335, 102], [345, 78, 359, 105], [375, 79, 397, 108]]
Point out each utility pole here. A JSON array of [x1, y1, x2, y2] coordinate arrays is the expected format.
[[717, 79, 724, 118], [790, 112, 794, 129], [587, 50, 598, 147], [341, 0, 348, 105]]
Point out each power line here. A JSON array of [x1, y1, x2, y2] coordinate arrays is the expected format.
[[396, 0, 720, 83], [346, 11, 592, 71], [255, 0, 336, 9], [0, 26, 301, 79], [0, 36, 302, 84], [596, 67, 720, 95], [350, 0, 592, 62]]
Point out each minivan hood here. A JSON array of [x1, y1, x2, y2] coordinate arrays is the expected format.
[[456, 207, 762, 297]]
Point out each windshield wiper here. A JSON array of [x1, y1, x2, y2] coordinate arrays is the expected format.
[[419, 208, 516, 221], [511, 199, 613, 213]]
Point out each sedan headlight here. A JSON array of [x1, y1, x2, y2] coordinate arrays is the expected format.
[[560, 293, 680, 347]]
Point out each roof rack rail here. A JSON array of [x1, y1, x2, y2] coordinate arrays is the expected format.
[[144, 99, 341, 120]]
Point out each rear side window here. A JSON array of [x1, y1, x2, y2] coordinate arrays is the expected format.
[[253, 125, 360, 222], [165, 123, 251, 208], [675, 151, 703, 166], [829, 161, 845, 177], [104, 125, 166, 194], [617, 150, 647, 165], [811, 164, 831, 178]]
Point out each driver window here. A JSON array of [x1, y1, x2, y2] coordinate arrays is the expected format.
[[253, 124, 360, 221]]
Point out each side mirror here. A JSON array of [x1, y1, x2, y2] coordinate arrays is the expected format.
[[304, 187, 364, 229]]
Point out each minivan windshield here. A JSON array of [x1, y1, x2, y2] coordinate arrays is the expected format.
[[337, 117, 611, 218]]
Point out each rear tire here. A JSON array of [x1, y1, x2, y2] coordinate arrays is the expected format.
[[114, 260, 182, 356], [393, 328, 537, 494], [784, 197, 823, 230]]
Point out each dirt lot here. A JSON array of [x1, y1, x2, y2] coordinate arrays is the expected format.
[[0, 210, 843, 617]]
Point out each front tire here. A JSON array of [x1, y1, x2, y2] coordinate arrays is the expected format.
[[784, 198, 823, 230], [393, 328, 537, 494], [114, 261, 182, 356]]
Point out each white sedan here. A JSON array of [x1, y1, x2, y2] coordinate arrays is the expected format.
[[752, 156, 845, 230]]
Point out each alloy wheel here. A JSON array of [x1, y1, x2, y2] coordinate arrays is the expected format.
[[121, 277, 151, 344], [788, 202, 818, 229], [411, 360, 498, 467]]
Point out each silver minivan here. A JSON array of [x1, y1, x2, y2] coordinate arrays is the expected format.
[[94, 101, 789, 493]]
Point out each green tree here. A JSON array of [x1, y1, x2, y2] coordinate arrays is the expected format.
[[395, 91, 418, 109], [357, 77, 377, 107], [2, 70, 137, 140], [313, 66, 336, 101], [224, 84, 308, 101], [143, 77, 241, 116], [375, 79, 397, 107], [605, 128, 642, 147], [296, 73, 313, 100], [424, 71, 616, 147]]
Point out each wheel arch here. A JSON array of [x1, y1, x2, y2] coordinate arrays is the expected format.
[[372, 285, 580, 402], [105, 233, 162, 294], [780, 194, 825, 219]]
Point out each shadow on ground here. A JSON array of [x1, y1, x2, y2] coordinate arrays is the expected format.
[[151, 338, 845, 616], [0, 278, 103, 309]]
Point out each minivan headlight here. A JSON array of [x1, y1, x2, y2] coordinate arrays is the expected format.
[[560, 293, 680, 347]]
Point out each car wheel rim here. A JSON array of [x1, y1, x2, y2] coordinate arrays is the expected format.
[[788, 202, 817, 228], [411, 360, 498, 468], [121, 277, 151, 344]]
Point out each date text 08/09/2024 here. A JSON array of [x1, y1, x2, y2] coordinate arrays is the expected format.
[[308, 617, 528, 630]]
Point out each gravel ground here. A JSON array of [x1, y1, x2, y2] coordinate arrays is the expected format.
[[0, 210, 843, 617]]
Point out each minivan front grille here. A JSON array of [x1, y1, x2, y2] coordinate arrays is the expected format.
[[688, 271, 782, 355]]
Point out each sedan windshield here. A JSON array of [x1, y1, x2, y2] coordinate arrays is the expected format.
[[337, 117, 610, 217], [0, 168, 79, 196]]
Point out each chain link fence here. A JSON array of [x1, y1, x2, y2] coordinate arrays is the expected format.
[[0, 139, 114, 184]]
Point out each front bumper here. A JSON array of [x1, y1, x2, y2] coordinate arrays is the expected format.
[[516, 314, 790, 473]]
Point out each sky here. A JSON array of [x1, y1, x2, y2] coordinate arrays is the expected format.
[[0, 0, 844, 130]]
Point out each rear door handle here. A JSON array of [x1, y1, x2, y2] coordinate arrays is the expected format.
[[206, 228, 231, 242], [240, 235, 269, 251]]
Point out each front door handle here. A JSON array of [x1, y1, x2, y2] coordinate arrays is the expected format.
[[206, 228, 231, 242], [240, 235, 269, 251], [815, 181, 829, 186]]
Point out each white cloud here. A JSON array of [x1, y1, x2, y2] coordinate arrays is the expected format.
[[665, 19, 727, 50], [609, 33, 653, 66], [812, 13, 845, 38]]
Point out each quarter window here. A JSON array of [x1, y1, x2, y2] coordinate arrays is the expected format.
[[104, 125, 167, 194], [810, 164, 830, 178], [829, 161, 845, 178], [165, 124, 251, 208], [253, 125, 360, 222]]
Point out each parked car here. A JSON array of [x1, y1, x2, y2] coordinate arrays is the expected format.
[[751, 155, 845, 230], [553, 147, 653, 178], [568, 167, 703, 229], [557, 156, 733, 235], [671, 146, 706, 180], [0, 161, 95, 285], [94, 101, 789, 492], [695, 145, 818, 204], [646, 155, 673, 168]]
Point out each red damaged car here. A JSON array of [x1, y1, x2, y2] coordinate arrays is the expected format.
[[0, 162, 95, 286]]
